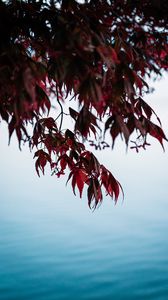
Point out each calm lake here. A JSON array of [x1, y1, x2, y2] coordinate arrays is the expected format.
[[0, 127, 168, 300]]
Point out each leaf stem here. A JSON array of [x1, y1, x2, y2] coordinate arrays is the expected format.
[[56, 84, 63, 132]]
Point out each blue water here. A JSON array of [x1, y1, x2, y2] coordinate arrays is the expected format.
[[0, 130, 168, 299], [1, 193, 168, 300]]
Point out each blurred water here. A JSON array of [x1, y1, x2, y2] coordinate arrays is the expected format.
[[0, 193, 168, 300], [0, 134, 168, 300]]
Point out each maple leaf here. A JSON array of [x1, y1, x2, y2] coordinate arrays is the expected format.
[[67, 168, 88, 198]]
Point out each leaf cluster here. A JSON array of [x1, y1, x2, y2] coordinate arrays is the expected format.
[[0, 0, 167, 207]]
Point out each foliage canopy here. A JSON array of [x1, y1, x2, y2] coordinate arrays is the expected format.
[[0, 0, 168, 208]]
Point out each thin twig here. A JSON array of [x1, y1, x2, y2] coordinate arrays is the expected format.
[[56, 84, 64, 131]]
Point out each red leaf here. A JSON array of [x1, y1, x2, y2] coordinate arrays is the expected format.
[[116, 115, 130, 145], [148, 122, 167, 149], [72, 173, 77, 196], [67, 167, 88, 198], [8, 116, 16, 143], [76, 169, 88, 198], [23, 67, 36, 102], [100, 165, 122, 203], [133, 72, 143, 90], [34, 150, 51, 176], [69, 107, 79, 121]]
